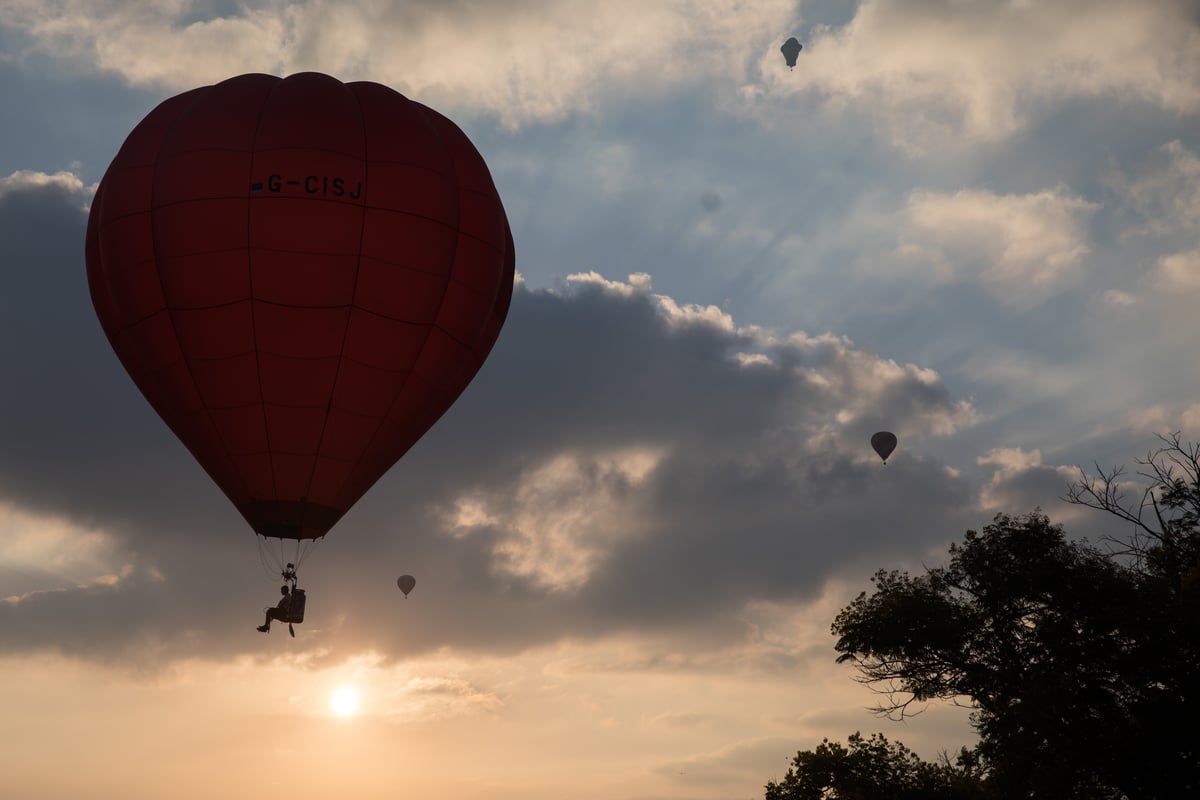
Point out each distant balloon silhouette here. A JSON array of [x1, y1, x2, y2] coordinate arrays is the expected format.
[[85, 72, 516, 553], [781, 37, 802, 69], [397, 574, 416, 598], [871, 432, 898, 464]]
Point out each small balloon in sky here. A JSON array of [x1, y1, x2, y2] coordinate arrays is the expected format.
[[781, 37, 802, 69], [397, 574, 416, 598], [871, 431, 898, 464], [700, 190, 722, 212]]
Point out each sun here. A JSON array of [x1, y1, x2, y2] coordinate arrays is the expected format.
[[331, 686, 359, 717]]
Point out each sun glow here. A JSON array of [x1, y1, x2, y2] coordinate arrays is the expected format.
[[331, 686, 359, 717]]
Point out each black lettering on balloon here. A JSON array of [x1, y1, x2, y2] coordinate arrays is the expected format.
[[254, 173, 364, 200]]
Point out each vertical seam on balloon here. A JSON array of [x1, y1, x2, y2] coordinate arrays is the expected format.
[[299, 78, 370, 536], [333, 97, 464, 513], [149, 86, 256, 510], [248, 75, 282, 513]]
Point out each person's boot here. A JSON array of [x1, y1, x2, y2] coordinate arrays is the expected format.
[[257, 624, 270, 633]]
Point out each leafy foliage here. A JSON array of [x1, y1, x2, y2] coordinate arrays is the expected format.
[[777, 433, 1200, 800], [826, 501, 1199, 799], [763, 732, 989, 800], [764, 436, 1200, 798]]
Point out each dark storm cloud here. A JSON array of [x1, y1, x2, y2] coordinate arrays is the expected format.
[[0, 181, 980, 666]]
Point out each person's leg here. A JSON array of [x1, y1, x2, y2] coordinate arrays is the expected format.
[[258, 608, 282, 632]]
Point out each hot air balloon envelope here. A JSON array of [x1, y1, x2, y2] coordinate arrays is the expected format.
[[781, 37, 802, 68], [871, 431, 898, 463], [86, 72, 516, 542], [398, 574, 416, 597]]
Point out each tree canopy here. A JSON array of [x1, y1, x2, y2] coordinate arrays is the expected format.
[[764, 732, 988, 800], [766, 434, 1200, 799]]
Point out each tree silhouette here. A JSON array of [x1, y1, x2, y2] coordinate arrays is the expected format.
[[764, 433, 1200, 799], [1065, 431, 1200, 592], [832, 512, 1146, 796], [763, 732, 989, 800]]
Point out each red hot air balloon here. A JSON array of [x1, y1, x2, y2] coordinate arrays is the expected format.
[[85, 72, 515, 550]]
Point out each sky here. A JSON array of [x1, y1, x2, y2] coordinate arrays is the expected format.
[[1, 1, 1198, 798]]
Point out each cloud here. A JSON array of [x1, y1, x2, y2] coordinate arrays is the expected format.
[[447, 447, 664, 593], [382, 671, 505, 721], [0, 168, 92, 200], [1126, 403, 1200, 438], [1100, 289, 1139, 308], [2, 0, 292, 85], [1097, 139, 1200, 308], [13, 0, 1196, 142], [974, 443, 1161, 537], [0, 177, 979, 666], [976, 447, 1104, 528], [897, 186, 1098, 303], [644, 710, 721, 730], [1112, 140, 1200, 238], [1154, 248, 1200, 290], [2, 0, 796, 127], [0, 502, 127, 599], [655, 735, 796, 787], [760, 0, 1200, 151]]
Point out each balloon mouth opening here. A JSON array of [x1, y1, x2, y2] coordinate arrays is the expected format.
[[244, 500, 344, 540]]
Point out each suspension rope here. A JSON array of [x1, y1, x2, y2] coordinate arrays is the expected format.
[[295, 535, 323, 570], [253, 534, 325, 583], [255, 534, 278, 580]]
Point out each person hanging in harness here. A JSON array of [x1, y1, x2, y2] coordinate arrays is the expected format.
[[256, 563, 306, 637]]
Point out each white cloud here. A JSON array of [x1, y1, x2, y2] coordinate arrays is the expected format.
[[978, 446, 1043, 474], [977, 446, 1077, 513], [0, 169, 91, 198], [1127, 403, 1200, 438], [2, 0, 796, 126], [0, 503, 131, 599], [814, 346, 978, 441], [4, 1, 289, 80], [1114, 140, 1200, 238], [1154, 248, 1200, 289], [4, 0, 1197, 145], [1127, 404, 1173, 433], [898, 186, 1098, 302], [655, 294, 737, 332], [448, 448, 665, 592], [564, 271, 653, 297], [760, 0, 1200, 151]]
